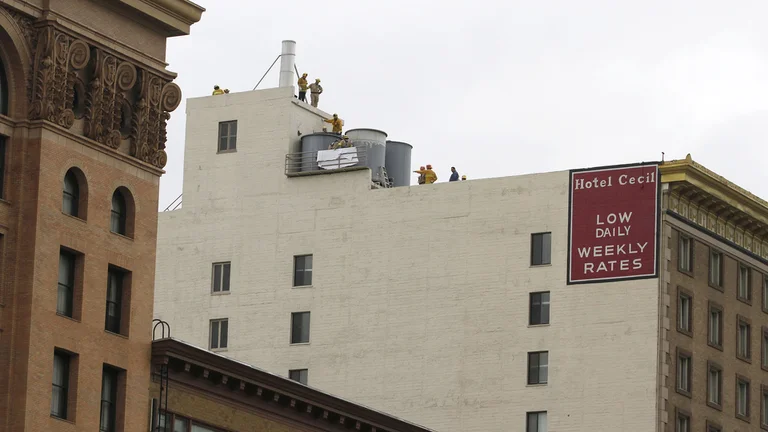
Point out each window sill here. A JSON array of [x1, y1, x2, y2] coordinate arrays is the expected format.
[[217, 149, 237, 154], [706, 401, 722, 412], [529, 264, 552, 268], [736, 355, 752, 365], [761, 422, 768, 431], [56, 313, 81, 323], [762, 364, 768, 373], [526, 383, 548, 388], [678, 268, 694, 278], [708, 283, 724, 292], [735, 414, 750, 424], [528, 323, 550, 328], [61, 212, 86, 223], [110, 231, 134, 241], [0, 198, 9, 207], [675, 388, 692, 399], [290, 342, 310, 346], [211, 347, 228, 353], [105, 330, 128, 339], [707, 341, 723, 352], [676, 327, 693, 338], [211, 291, 231, 296], [50, 415, 75, 424], [292, 285, 314, 289], [737, 296, 752, 306]]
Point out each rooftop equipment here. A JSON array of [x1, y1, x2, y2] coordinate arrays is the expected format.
[[384, 141, 413, 187], [346, 128, 388, 186], [278, 40, 296, 88]]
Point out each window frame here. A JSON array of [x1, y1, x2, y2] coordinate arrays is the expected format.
[[57, 249, 76, 318], [530, 232, 552, 266], [762, 274, 768, 314], [675, 348, 692, 398], [51, 350, 71, 420], [105, 267, 128, 336], [62, 169, 80, 218], [290, 312, 311, 344], [289, 369, 308, 385], [707, 301, 723, 351], [526, 351, 549, 385], [211, 262, 231, 294], [293, 254, 313, 287], [217, 120, 238, 153], [737, 315, 752, 363], [0, 137, 5, 200], [99, 365, 120, 432], [705, 420, 721, 432], [674, 408, 690, 432], [529, 291, 550, 326], [736, 374, 751, 422], [110, 190, 127, 235], [706, 361, 722, 411], [209, 318, 229, 351], [737, 263, 752, 304], [677, 234, 693, 275], [708, 248, 723, 290], [676, 286, 693, 337], [762, 326, 768, 373], [525, 411, 547, 432], [761, 384, 768, 430]]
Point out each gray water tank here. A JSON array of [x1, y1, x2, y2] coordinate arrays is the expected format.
[[300, 133, 340, 172], [346, 128, 387, 184], [385, 141, 413, 187]]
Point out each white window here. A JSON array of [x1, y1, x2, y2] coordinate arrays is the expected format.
[[678, 291, 691, 333], [212, 262, 231, 293], [676, 413, 689, 432], [289, 369, 308, 385], [209, 319, 228, 350], [526, 411, 547, 432], [738, 318, 751, 360], [762, 389, 768, 427], [708, 250, 721, 287], [763, 276, 768, 311], [676, 354, 691, 394], [678, 236, 692, 272], [708, 306, 722, 347], [737, 378, 750, 418], [738, 264, 751, 301], [707, 366, 721, 406], [291, 312, 310, 344], [763, 331, 768, 369]]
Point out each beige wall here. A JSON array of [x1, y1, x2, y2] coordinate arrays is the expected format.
[[155, 89, 661, 432]]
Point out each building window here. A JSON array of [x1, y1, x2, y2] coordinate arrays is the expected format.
[[57, 249, 76, 317], [763, 275, 768, 313], [293, 255, 313, 287], [708, 302, 723, 350], [110, 189, 127, 235], [212, 262, 231, 293], [737, 316, 751, 362], [708, 249, 722, 288], [526, 411, 547, 432], [289, 369, 308, 385], [676, 350, 692, 397], [705, 421, 721, 432], [105, 268, 125, 335], [762, 327, 768, 370], [51, 351, 70, 419], [675, 410, 689, 432], [707, 362, 722, 409], [218, 120, 237, 152], [761, 386, 768, 428], [99, 366, 120, 432], [527, 351, 548, 385], [209, 319, 228, 350], [291, 312, 310, 344], [677, 287, 692, 336], [738, 264, 751, 303], [529, 292, 550, 325], [0, 137, 5, 199], [678, 235, 692, 273], [530, 232, 551, 266], [62, 168, 87, 218], [0, 56, 7, 115], [736, 375, 750, 420]]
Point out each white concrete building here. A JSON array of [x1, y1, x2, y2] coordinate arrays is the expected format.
[[154, 87, 768, 432]]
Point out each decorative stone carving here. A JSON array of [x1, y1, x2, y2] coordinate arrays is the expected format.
[[84, 49, 137, 148], [130, 71, 179, 168], [29, 27, 90, 129]]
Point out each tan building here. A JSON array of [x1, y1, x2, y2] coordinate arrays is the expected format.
[[149, 337, 434, 432], [661, 156, 768, 432], [0, 1, 202, 431]]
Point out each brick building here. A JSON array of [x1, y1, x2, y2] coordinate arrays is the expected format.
[[152, 84, 768, 432], [0, 1, 202, 431]]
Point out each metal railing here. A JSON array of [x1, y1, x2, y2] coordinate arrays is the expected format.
[[285, 146, 368, 176]]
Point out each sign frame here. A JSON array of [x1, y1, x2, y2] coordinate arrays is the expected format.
[[566, 161, 662, 285]]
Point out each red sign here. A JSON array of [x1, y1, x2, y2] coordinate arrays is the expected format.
[[568, 164, 659, 284]]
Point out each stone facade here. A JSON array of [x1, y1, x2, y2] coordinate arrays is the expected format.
[[0, 1, 202, 431]]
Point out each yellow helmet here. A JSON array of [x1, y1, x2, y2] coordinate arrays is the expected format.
[[342, 135, 348, 139], [316, 78, 321, 82], [302, 73, 307, 77], [333, 113, 338, 117], [214, 85, 220, 89]]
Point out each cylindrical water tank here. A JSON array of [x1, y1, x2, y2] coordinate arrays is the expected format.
[[346, 128, 387, 184], [385, 141, 413, 187], [300, 133, 339, 172]]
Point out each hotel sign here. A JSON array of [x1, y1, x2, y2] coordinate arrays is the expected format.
[[567, 164, 660, 284]]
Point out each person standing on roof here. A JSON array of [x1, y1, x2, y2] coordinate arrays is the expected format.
[[461, 175, 467, 181], [330, 135, 351, 149], [449, 167, 459, 182], [212, 85, 224, 95], [416, 166, 426, 185], [324, 114, 343, 135], [298, 73, 309, 102], [309, 78, 323, 107], [414, 165, 437, 184]]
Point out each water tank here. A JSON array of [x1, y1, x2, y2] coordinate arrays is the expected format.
[[346, 128, 387, 184], [300, 133, 339, 172], [385, 141, 413, 187]]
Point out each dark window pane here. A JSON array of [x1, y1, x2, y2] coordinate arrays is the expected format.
[[222, 264, 231, 291], [229, 137, 236, 150], [213, 265, 221, 292], [57, 251, 75, 317], [63, 171, 79, 217], [531, 233, 552, 265], [527, 353, 538, 384], [527, 413, 537, 432], [219, 137, 227, 152], [51, 352, 69, 418], [210, 321, 219, 349], [229, 121, 237, 136], [219, 320, 228, 348], [292, 312, 310, 343], [105, 270, 122, 333], [289, 369, 308, 385], [219, 122, 228, 138], [0, 138, 5, 199], [110, 191, 126, 234], [99, 367, 118, 432], [0, 56, 7, 116], [541, 233, 551, 264]]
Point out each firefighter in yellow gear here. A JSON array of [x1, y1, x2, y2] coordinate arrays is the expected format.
[[414, 164, 437, 184], [298, 73, 309, 102], [330, 135, 352, 149], [309, 79, 323, 107], [461, 175, 467, 181], [212, 85, 225, 95], [324, 114, 343, 134]]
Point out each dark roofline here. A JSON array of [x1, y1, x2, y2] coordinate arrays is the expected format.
[[151, 338, 435, 432]]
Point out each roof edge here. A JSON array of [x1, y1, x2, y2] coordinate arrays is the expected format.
[[117, 0, 205, 36]]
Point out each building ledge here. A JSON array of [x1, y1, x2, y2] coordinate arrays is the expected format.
[[116, 0, 205, 36], [286, 166, 370, 178]]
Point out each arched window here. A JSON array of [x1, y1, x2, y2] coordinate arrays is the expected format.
[[0, 55, 7, 116], [62, 170, 79, 216], [110, 190, 127, 235]]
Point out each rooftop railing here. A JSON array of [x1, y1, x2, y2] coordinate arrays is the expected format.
[[285, 146, 369, 176]]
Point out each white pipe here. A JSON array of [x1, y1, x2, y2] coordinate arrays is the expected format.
[[279, 40, 296, 88]]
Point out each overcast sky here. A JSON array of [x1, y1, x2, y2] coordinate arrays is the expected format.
[[159, 0, 768, 210]]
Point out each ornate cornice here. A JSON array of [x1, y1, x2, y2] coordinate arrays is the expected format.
[[660, 154, 768, 260], [117, 0, 205, 37]]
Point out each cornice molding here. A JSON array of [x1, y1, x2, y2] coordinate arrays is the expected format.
[[117, 0, 205, 37]]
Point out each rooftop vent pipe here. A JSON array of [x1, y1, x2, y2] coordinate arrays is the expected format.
[[279, 40, 296, 88]]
